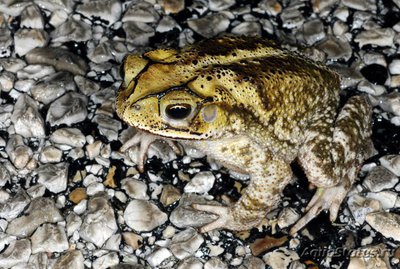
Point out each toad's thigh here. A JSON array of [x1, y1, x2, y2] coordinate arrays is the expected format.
[[299, 95, 372, 188]]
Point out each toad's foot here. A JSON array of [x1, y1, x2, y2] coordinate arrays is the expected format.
[[120, 130, 182, 172], [289, 182, 348, 235], [192, 204, 264, 233]]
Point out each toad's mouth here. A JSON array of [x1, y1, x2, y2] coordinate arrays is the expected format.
[[133, 123, 207, 141]]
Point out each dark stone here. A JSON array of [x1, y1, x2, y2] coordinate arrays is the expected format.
[[360, 64, 388, 85]]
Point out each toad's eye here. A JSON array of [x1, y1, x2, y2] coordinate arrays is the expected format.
[[165, 104, 192, 120]]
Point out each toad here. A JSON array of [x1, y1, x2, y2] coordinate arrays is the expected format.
[[116, 35, 373, 234]]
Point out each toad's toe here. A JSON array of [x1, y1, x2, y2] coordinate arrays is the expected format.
[[290, 182, 348, 235]]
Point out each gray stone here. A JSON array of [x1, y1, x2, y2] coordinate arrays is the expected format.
[[53, 250, 84, 269], [0, 71, 15, 92], [122, 2, 160, 23], [66, 212, 82, 237], [50, 128, 86, 148], [301, 19, 326, 45], [28, 253, 49, 269], [362, 52, 387, 67], [389, 59, 400, 75], [110, 265, 146, 269], [76, 0, 122, 25], [5, 134, 33, 169], [330, 64, 364, 88], [90, 87, 115, 104], [14, 28, 48, 56], [124, 199, 167, 232], [209, 0, 236, 11], [177, 257, 204, 269], [316, 36, 352, 61], [0, 232, 16, 253], [231, 22, 262, 36], [170, 194, 218, 229], [51, 18, 92, 42], [347, 244, 391, 269], [146, 248, 174, 268], [0, 1, 31, 16], [366, 191, 398, 209], [380, 155, 400, 177], [75, 75, 100, 96], [352, 11, 374, 30], [0, 239, 31, 268], [363, 166, 398, 192], [332, 20, 349, 36], [277, 207, 300, 229], [366, 212, 400, 241], [34, 0, 74, 12], [121, 178, 149, 200], [156, 16, 180, 33], [188, 13, 231, 38], [0, 104, 13, 129], [13, 81, 35, 95], [0, 57, 27, 73], [87, 40, 127, 64], [31, 223, 69, 254], [46, 92, 88, 126], [92, 114, 121, 141], [355, 28, 395, 47], [311, 0, 337, 14], [11, 94, 45, 138], [170, 228, 204, 260], [123, 21, 155, 46], [17, 65, 55, 81], [27, 184, 46, 199], [342, 0, 377, 11], [20, 4, 44, 29], [31, 71, 75, 105], [25, 47, 88, 75], [204, 258, 228, 269], [347, 194, 382, 224], [79, 195, 118, 248], [104, 234, 121, 252], [0, 189, 30, 220], [357, 80, 386, 96], [6, 197, 63, 237], [0, 164, 10, 187], [93, 252, 120, 269], [239, 257, 265, 269], [37, 163, 68, 193], [378, 92, 400, 116], [49, 9, 68, 27], [184, 171, 215, 194], [257, 0, 282, 16], [262, 248, 299, 269], [0, 28, 12, 57], [158, 0, 185, 14], [280, 3, 305, 29]]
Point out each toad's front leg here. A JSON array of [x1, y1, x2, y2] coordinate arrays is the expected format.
[[190, 138, 293, 232], [120, 130, 182, 172]]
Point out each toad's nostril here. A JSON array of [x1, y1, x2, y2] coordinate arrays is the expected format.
[[165, 104, 192, 120]]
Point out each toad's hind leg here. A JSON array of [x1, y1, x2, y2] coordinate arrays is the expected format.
[[293, 95, 373, 234]]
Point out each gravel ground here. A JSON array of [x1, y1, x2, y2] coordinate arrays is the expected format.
[[1, 0, 400, 268]]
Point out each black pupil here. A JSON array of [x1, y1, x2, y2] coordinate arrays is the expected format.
[[166, 104, 191, 120]]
